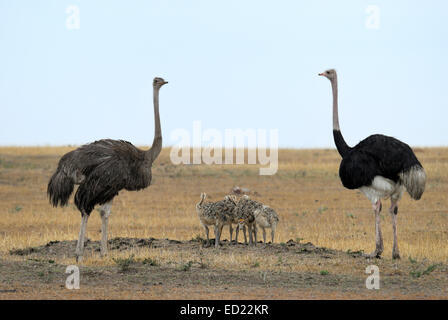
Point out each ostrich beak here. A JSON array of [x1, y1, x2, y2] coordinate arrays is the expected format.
[[318, 73, 324, 76], [163, 81, 168, 85]]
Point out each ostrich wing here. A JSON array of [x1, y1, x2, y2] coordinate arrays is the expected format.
[[339, 150, 379, 190], [339, 134, 423, 190], [355, 134, 422, 178], [74, 155, 129, 215]]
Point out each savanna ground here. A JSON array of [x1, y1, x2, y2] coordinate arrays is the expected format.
[[1, 147, 448, 300]]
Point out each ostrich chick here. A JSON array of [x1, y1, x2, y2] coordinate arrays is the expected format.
[[254, 205, 279, 244]]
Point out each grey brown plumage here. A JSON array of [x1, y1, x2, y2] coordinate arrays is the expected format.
[[196, 193, 238, 247], [254, 205, 279, 244], [234, 195, 263, 245], [235, 196, 263, 222], [48, 139, 153, 215]]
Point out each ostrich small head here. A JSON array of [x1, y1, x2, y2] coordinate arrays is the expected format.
[[153, 77, 168, 89], [318, 69, 336, 81]]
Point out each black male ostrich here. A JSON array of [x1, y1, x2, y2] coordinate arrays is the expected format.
[[47, 77, 168, 262], [319, 69, 426, 259]]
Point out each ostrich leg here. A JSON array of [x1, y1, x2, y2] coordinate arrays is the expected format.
[[253, 224, 258, 245], [202, 224, 210, 247], [242, 225, 247, 244], [75, 213, 89, 263], [235, 225, 239, 244], [390, 199, 401, 259], [248, 224, 255, 246], [271, 222, 277, 244], [214, 224, 222, 248], [99, 201, 113, 257], [235, 225, 248, 244], [364, 200, 384, 258], [262, 227, 267, 244]]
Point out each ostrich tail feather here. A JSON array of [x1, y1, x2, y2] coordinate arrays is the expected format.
[[47, 169, 75, 207], [399, 165, 426, 200]]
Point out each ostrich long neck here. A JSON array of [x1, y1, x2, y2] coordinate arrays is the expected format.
[[146, 86, 162, 162], [331, 75, 350, 157]]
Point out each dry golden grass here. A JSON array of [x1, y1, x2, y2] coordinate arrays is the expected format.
[[1, 146, 448, 271]]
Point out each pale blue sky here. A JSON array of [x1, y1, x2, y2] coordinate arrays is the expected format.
[[0, 0, 447, 148]]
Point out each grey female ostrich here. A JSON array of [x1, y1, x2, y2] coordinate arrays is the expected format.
[[319, 69, 426, 259], [47, 77, 168, 262]]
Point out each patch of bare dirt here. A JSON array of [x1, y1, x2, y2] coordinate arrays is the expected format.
[[2, 238, 448, 300], [8, 237, 337, 259]]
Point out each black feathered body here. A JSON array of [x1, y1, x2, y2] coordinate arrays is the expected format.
[[334, 132, 426, 201], [48, 139, 153, 215], [339, 134, 422, 189]]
